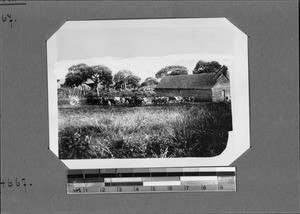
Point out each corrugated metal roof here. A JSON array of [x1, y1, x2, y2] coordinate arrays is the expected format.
[[155, 73, 221, 89]]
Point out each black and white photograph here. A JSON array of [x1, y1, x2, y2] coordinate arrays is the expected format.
[[2, 1, 299, 212], [47, 18, 250, 168]]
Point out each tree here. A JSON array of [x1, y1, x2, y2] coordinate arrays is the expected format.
[[127, 75, 141, 89], [219, 65, 229, 79], [89, 65, 113, 91], [193, 60, 228, 76], [63, 64, 113, 94], [114, 70, 140, 90], [155, 65, 188, 79], [141, 77, 158, 87], [64, 72, 84, 87], [63, 63, 90, 87]]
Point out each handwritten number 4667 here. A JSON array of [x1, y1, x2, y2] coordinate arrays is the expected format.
[[0, 178, 32, 193]]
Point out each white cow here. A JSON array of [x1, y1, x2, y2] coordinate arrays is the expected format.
[[174, 96, 184, 103], [114, 97, 121, 103]]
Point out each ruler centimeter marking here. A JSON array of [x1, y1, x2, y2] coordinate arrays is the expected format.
[[67, 167, 236, 194]]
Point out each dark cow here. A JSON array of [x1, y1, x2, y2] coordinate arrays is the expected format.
[[133, 96, 144, 105], [183, 96, 195, 103], [86, 95, 101, 105], [168, 96, 176, 103], [119, 97, 125, 104], [125, 97, 135, 105], [101, 97, 111, 106], [152, 97, 157, 104], [86, 96, 94, 105], [152, 97, 159, 104], [108, 98, 116, 105], [152, 97, 168, 105]]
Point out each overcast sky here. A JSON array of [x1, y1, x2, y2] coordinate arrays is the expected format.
[[49, 18, 236, 81]]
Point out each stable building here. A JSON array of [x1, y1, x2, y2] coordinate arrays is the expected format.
[[155, 73, 230, 102]]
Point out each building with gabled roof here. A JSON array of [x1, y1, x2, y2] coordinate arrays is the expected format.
[[84, 78, 96, 88], [155, 73, 230, 102]]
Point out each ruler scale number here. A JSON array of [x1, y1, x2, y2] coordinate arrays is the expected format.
[[67, 167, 236, 194]]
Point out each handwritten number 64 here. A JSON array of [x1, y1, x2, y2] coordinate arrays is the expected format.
[[1, 14, 17, 28]]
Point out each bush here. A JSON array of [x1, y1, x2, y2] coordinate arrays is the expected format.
[[145, 135, 174, 158], [171, 104, 230, 157], [59, 126, 103, 159], [109, 139, 145, 158]]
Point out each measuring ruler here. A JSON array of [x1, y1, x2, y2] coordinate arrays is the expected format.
[[67, 167, 236, 194]]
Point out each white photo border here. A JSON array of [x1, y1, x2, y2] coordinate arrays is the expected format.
[[47, 18, 250, 169]]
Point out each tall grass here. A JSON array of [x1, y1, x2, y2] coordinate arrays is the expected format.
[[58, 103, 232, 159]]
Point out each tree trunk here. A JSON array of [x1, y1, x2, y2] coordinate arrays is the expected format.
[[96, 82, 100, 97]]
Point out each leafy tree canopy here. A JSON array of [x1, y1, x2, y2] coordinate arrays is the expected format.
[[114, 70, 132, 82], [193, 60, 228, 78], [141, 77, 158, 87], [155, 65, 188, 79], [89, 65, 113, 89], [64, 63, 90, 87], [127, 75, 141, 89], [114, 70, 141, 90], [64, 64, 113, 90]]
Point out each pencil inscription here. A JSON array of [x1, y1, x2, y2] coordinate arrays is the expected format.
[[0, 178, 32, 193]]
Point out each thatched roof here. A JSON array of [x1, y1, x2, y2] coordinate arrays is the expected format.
[[85, 79, 95, 84], [156, 73, 222, 90], [83, 78, 97, 87]]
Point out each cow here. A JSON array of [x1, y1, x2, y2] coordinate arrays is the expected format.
[[86, 95, 93, 105], [174, 96, 184, 103], [152, 97, 159, 105], [160, 97, 169, 104], [120, 97, 126, 104], [190, 96, 195, 103], [142, 97, 150, 104], [133, 96, 144, 106], [125, 97, 135, 105], [114, 97, 121, 104], [101, 98, 111, 106], [168, 96, 177, 103], [152, 96, 168, 105], [86, 95, 101, 105], [152, 97, 162, 104], [108, 98, 116, 105], [183, 96, 195, 103], [152, 97, 156, 104]]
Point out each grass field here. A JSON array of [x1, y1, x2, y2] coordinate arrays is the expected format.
[[58, 103, 232, 159]]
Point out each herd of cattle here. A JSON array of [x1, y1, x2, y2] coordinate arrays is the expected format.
[[86, 95, 196, 106]]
